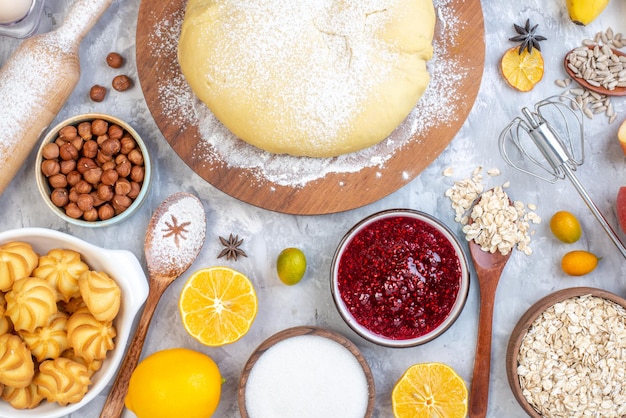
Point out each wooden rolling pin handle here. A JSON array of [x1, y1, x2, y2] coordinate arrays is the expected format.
[[0, 0, 114, 197]]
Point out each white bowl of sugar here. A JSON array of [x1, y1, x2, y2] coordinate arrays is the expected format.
[[238, 326, 375, 418]]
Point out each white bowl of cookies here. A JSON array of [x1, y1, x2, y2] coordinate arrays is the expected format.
[[0, 227, 149, 417]]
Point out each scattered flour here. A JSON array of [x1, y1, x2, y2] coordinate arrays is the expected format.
[[147, 0, 468, 187]]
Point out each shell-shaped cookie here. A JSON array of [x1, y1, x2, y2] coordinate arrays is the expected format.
[[59, 296, 86, 315], [0, 293, 12, 336], [61, 348, 103, 376], [2, 380, 43, 409], [19, 311, 69, 362], [0, 334, 35, 388], [0, 242, 38, 292], [33, 249, 89, 302], [34, 358, 91, 406], [79, 270, 121, 322], [5, 277, 57, 332], [66, 308, 116, 362]]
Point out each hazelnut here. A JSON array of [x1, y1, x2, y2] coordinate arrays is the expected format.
[[83, 208, 99, 222], [68, 188, 79, 203], [130, 166, 145, 183], [48, 174, 67, 189], [97, 184, 114, 202], [70, 137, 84, 152], [50, 188, 69, 207], [64, 203, 83, 219], [106, 52, 125, 69], [76, 194, 94, 212], [59, 159, 76, 175], [114, 178, 131, 196], [89, 85, 107, 102], [42, 143, 60, 159], [59, 125, 78, 140], [101, 161, 116, 171], [59, 143, 79, 161], [112, 194, 132, 214], [90, 191, 105, 207], [66, 171, 82, 187], [98, 204, 115, 220], [127, 149, 144, 166], [55, 137, 68, 147], [41, 160, 60, 177], [128, 182, 141, 199], [91, 119, 108, 136], [112, 75, 133, 92], [77, 157, 97, 174], [101, 138, 121, 156], [96, 150, 113, 165], [115, 159, 131, 178], [77, 122, 93, 140], [96, 134, 110, 146], [120, 136, 136, 154], [83, 167, 103, 185], [74, 180, 92, 195], [81, 140, 98, 158], [101, 169, 119, 186], [108, 124, 124, 140]]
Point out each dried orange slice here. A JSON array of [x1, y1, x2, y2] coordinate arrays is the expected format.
[[500, 46, 544, 92], [392, 362, 468, 418], [179, 266, 257, 346]]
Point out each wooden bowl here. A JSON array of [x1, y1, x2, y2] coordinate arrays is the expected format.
[[238, 326, 375, 417], [506, 287, 626, 417]]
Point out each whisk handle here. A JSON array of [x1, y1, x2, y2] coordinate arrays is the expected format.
[[563, 165, 626, 259]]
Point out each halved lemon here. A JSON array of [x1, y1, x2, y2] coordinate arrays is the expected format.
[[500, 46, 544, 92], [179, 266, 258, 346], [392, 362, 468, 418]]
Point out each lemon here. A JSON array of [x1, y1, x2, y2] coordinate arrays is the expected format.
[[392, 362, 468, 418], [561, 250, 600, 276], [550, 211, 582, 243], [179, 267, 257, 347], [125, 348, 222, 418], [500, 46, 544, 92], [276, 247, 307, 285]]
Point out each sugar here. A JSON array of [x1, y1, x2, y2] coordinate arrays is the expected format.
[[148, 0, 466, 188], [244, 335, 369, 418]]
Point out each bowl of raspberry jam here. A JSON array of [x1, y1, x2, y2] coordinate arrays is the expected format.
[[331, 209, 470, 348]]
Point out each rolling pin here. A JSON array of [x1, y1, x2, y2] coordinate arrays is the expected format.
[[0, 0, 115, 197]]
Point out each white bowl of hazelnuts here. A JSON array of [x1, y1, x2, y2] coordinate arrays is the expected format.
[[36, 113, 151, 227]]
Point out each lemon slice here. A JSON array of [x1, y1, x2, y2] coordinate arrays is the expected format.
[[500, 46, 544, 92], [179, 267, 258, 346], [392, 362, 468, 418]]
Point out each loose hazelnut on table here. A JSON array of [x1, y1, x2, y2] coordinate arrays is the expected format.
[[89, 85, 107, 102], [112, 75, 133, 92], [106, 52, 125, 69]]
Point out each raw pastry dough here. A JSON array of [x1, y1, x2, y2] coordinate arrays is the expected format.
[[178, 0, 435, 157], [0, 334, 34, 388], [34, 248, 89, 302], [34, 358, 91, 406], [78, 270, 121, 323], [5, 277, 57, 333]]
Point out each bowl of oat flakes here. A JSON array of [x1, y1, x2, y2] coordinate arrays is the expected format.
[[506, 287, 626, 418]]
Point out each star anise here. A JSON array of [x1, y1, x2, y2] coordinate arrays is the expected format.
[[218, 233, 247, 261], [509, 19, 547, 54]]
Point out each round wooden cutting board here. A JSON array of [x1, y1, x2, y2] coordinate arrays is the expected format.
[[136, 0, 485, 215]]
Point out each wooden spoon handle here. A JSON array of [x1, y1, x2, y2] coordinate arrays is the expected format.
[[99, 280, 167, 418], [468, 289, 497, 418]]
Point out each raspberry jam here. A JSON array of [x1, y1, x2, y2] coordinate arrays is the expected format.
[[336, 214, 463, 341]]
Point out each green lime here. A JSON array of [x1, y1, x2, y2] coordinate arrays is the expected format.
[[276, 248, 307, 285]]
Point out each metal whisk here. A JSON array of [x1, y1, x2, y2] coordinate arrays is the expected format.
[[499, 95, 626, 259]]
